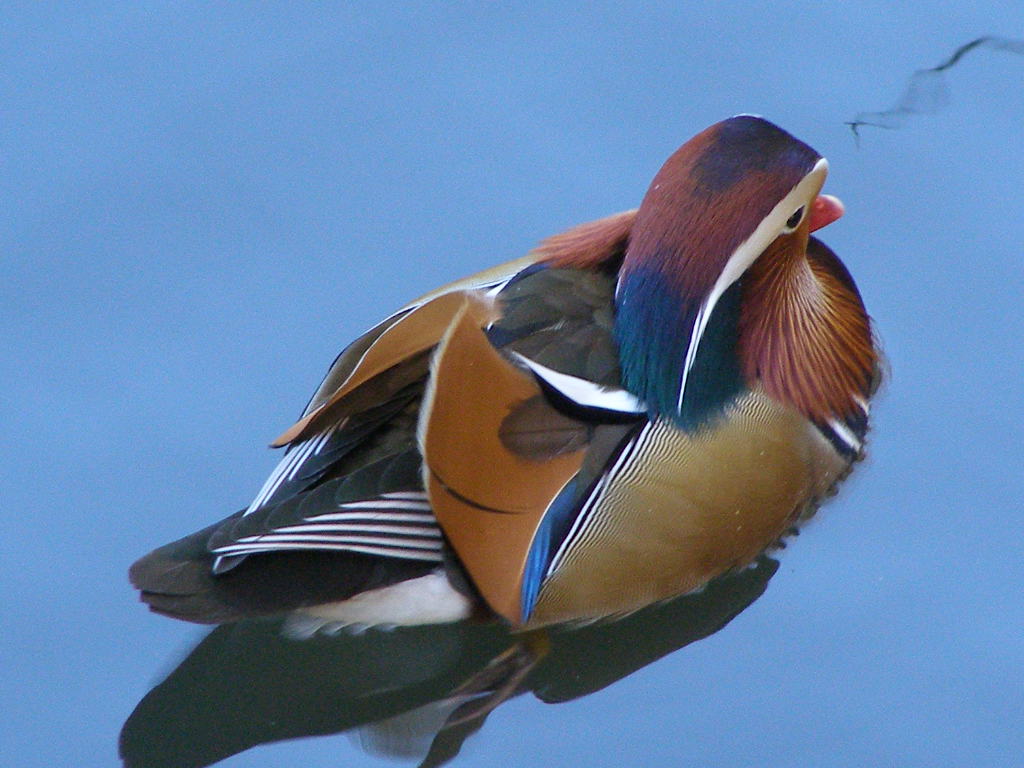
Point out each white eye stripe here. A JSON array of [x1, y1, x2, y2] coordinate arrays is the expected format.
[[675, 157, 828, 414]]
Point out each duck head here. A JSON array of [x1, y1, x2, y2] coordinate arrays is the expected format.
[[615, 115, 873, 432]]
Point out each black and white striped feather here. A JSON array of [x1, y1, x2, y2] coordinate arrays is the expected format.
[[210, 448, 445, 566]]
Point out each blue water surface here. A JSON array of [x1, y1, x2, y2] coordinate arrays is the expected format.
[[3, 3, 1022, 767]]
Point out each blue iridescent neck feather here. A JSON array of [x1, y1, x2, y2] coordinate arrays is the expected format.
[[615, 267, 745, 431]]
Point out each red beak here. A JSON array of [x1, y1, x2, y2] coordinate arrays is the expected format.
[[808, 194, 845, 232]]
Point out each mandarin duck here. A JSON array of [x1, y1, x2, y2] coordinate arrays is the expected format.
[[131, 116, 878, 630]]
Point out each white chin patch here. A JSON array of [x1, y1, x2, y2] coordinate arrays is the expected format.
[[283, 570, 474, 638]]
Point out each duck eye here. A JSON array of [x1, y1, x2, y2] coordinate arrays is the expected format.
[[784, 206, 805, 231]]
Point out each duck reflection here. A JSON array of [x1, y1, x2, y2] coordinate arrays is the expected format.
[[121, 556, 777, 768]]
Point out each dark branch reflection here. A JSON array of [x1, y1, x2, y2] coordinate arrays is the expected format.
[[846, 36, 1024, 142], [120, 556, 779, 768]]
